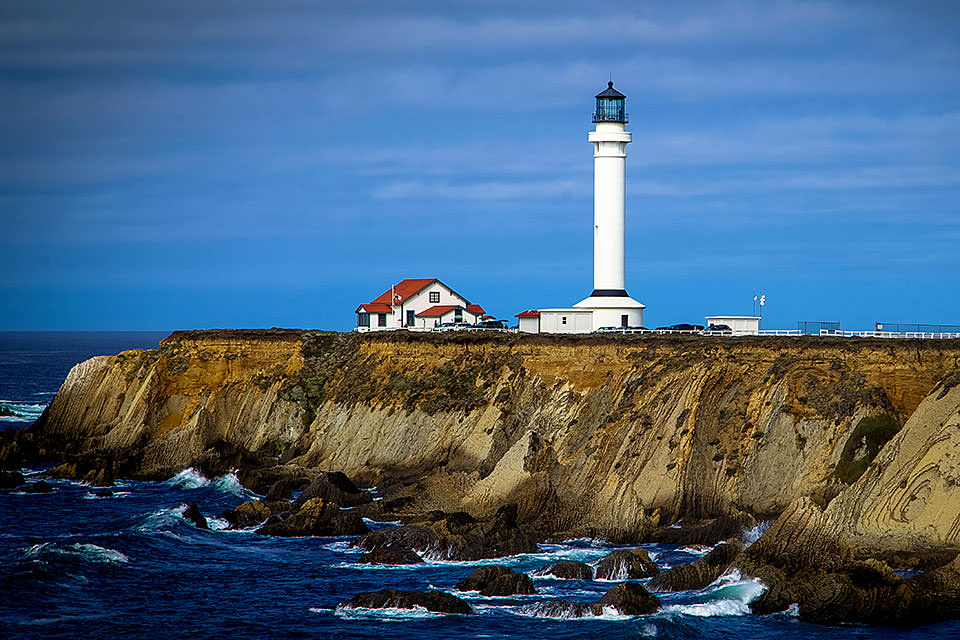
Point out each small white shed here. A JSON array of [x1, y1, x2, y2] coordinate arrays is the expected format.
[[705, 316, 761, 336]]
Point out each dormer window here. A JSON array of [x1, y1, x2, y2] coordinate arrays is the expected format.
[[429, 291, 440, 303]]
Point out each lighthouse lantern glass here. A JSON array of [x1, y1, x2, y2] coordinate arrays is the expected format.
[[594, 96, 626, 123]]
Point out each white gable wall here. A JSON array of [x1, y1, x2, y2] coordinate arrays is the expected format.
[[400, 282, 469, 327]]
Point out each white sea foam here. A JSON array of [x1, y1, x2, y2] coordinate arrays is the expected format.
[[21, 542, 129, 564], [82, 491, 131, 500], [334, 605, 448, 620], [660, 570, 767, 618], [166, 468, 211, 490], [0, 400, 47, 422], [662, 599, 751, 617], [743, 520, 773, 544]]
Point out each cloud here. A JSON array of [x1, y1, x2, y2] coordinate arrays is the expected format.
[[372, 178, 587, 200]]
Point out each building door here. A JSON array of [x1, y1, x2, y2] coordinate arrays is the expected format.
[[621, 314, 629, 328], [406, 310, 415, 327]]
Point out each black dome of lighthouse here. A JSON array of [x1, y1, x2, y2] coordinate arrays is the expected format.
[[593, 81, 627, 123]]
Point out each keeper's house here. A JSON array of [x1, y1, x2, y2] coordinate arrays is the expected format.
[[355, 278, 485, 331]]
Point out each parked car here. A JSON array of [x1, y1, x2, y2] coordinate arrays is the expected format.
[[436, 321, 471, 331], [474, 320, 506, 330], [656, 323, 705, 332], [596, 326, 624, 333], [704, 323, 733, 334]]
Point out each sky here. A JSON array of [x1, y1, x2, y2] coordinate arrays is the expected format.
[[2, 0, 959, 332]]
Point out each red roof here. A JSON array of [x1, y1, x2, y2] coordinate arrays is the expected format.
[[371, 278, 437, 305], [466, 304, 485, 315], [356, 303, 393, 314], [416, 305, 459, 318], [515, 310, 541, 318]]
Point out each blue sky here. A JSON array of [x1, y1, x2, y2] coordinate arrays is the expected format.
[[2, 0, 959, 331]]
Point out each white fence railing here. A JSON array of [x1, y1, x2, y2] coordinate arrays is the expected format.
[[819, 329, 960, 339]]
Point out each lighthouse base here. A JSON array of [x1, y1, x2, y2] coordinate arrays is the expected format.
[[573, 294, 645, 331]]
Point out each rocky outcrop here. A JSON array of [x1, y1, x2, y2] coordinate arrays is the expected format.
[[340, 589, 473, 614], [0, 471, 24, 489], [735, 497, 960, 625], [825, 382, 960, 556], [255, 498, 368, 537], [594, 549, 658, 580], [220, 499, 291, 529], [533, 560, 594, 580], [181, 502, 209, 529], [354, 505, 537, 560], [22, 480, 53, 493], [649, 540, 744, 591], [455, 565, 535, 596], [359, 545, 423, 565], [523, 582, 660, 618]]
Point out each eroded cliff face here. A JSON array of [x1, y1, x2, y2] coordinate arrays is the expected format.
[[20, 330, 960, 546]]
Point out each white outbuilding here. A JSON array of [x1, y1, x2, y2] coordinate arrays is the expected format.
[[705, 316, 761, 336], [355, 278, 485, 331]]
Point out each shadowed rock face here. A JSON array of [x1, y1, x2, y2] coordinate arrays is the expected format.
[[594, 549, 658, 580], [649, 540, 744, 592], [340, 589, 472, 615], [534, 561, 594, 580], [353, 505, 537, 561], [255, 498, 369, 537], [522, 582, 660, 618], [455, 565, 535, 596], [359, 545, 423, 565]]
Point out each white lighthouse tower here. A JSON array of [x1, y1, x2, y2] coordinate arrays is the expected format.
[[573, 81, 645, 329]]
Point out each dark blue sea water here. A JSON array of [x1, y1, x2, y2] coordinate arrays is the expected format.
[[2, 332, 960, 639]]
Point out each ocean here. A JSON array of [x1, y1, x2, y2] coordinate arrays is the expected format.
[[2, 331, 959, 639]]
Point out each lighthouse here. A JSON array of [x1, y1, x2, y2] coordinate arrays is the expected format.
[[573, 81, 645, 329]]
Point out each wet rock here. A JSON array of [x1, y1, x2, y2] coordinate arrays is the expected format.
[[649, 540, 744, 592], [359, 544, 424, 565], [295, 471, 372, 508], [22, 480, 54, 494], [534, 560, 594, 580], [594, 549, 658, 580], [94, 488, 114, 498], [595, 582, 660, 615], [0, 405, 18, 417], [341, 589, 472, 614], [220, 499, 290, 529], [181, 502, 209, 529], [523, 600, 597, 619], [455, 565, 536, 596], [255, 497, 369, 537], [0, 470, 25, 489]]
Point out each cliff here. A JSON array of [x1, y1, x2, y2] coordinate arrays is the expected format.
[[11, 329, 960, 550]]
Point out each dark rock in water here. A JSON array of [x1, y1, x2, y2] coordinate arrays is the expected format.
[[524, 600, 597, 619], [649, 539, 744, 592], [255, 497, 369, 537], [534, 561, 594, 580], [655, 512, 757, 546], [0, 405, 19, 417], [220, 499, 290, 529], [94, 488, 115, 498], [353, 505, 537, 561], [181, 502, 209, 529], [341, 589, 472, 615], [455, 565, 536, 596], [0, 470, 25, 489], [359, 544, 423, 565], [594, 549, 658, 580], [22, 480, 54, 494], [523, 583, 660, 618], [595, 582, 660, 615], [295, 471, 372, 508]]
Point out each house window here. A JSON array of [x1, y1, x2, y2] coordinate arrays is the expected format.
[[358, 313, 370, 327], [429, 291, 440, 303], [406, 310, 415, 326], [378, 313, 387, 327], [454, 308, 463, 323], [561, 316, 567, 325]]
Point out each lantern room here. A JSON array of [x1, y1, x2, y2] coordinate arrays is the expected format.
[[592, 81, 627, 123]]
